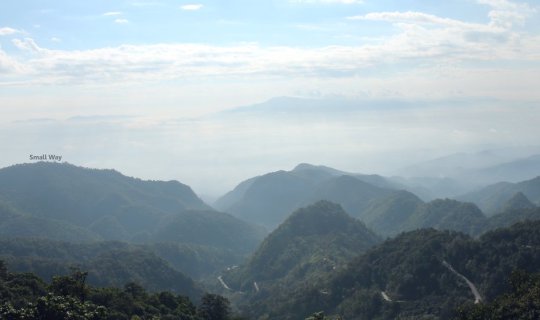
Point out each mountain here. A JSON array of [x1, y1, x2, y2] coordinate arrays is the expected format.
[[404, 199, 486, 235], [0, 200, 101, 242], [500, 192, 536, 212], [483, 207, 540, 232], [360, 195, 486, 237], [0, 162, 209, 225], [458, 176, 540, 215], [0, 238, 202, 300], [260, 220, 540, 319], [393, 149, 540, 198], [0, 162, 265, 253], [470, 154, 540, 185], [222, 201, 381, 317], [359, 190, 424, 236], [395, 150, 512, 179], [214, 164, 397, 230], [215, 163, 496, 234], [215, 170, 317, 229]]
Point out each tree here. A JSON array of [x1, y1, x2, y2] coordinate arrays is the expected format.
[[50, 268, 89, 302], [197, 293, 231, 320]]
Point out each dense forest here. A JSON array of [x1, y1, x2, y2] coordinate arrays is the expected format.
[[0, 261, 243, 320]]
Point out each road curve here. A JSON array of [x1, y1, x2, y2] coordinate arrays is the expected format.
[[442, 260, 482, 304], [217, 275, 232, 291]]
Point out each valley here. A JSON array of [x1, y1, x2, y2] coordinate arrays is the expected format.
[[1, 159, 540, 319]]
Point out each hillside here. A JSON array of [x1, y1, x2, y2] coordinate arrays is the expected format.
[[0, 162, 265, 253], [458, 176, 540, 215], [0, 261, 238, 320], [0, 239, 202, 300], [222, 201, 381, 318], [260, 220, 540, 319], [214, 164, 396, 230], [360, 195, 486, 237]]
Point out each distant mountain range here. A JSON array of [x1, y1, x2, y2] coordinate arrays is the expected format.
[[0, 162, 265, 253], [457, 176, 540, 215], [214, 162, 539, 235], [214, 163, 404, 230], [395, 149, 540, 193]]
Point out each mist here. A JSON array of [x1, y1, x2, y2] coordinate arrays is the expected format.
[[1, 96, 538, 198]]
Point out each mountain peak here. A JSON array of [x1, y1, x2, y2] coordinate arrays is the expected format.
[[502, 192, 536, 212], [283, 200, 360, 235]]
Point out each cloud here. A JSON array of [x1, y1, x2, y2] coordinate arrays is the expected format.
[[0, 27, 21, 36], [51, 37, 61, 43], [103, 11, 123, 16], [477, 0, 535, 28], [114, 19, 129, 24], [0, 0, 538, 100], [348, 11, 487, 29], [12, 38, 43, 53], [180, 4, 203, 11]]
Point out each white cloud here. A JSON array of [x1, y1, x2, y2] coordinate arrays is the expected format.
[[180, 4, 203, 11], [0, 27, 21, 36], [12, 38, 43, 53], [114, 19, 129, 24], [348, 11, 487, 29], [477, 0, 535, 28], [51, 37, 61, 43], [103, 11, 123, 16], [0, 0, 538, 104]]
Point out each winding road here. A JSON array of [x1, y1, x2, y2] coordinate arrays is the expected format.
[[381, 291, 392, 302], [442, 260, 482, 304], [217, 275, 232, 291]]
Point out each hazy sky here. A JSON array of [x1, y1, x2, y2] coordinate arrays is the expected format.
[[1, 0, 539, 197]]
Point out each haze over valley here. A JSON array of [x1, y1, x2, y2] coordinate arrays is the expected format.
[[1, 0, 540, 319]]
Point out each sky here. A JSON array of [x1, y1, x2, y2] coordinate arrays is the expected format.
[[1, 0, 540, 198]]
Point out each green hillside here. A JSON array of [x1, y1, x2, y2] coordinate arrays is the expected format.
[[458, 176, 540, 215], [222, 201, 381, 319], [0, 162, 265, 253], [260, 220, 540, 319]]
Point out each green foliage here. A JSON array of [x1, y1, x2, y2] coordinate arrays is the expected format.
[[224, 201, 380, 319], [0, 238, 244, 283], [0, 263, 235, 320], [456, 270, 540, 320], [0, 239, 203, 300], [362, 196, 487, 237], [250, 220, 540, 319], [198, 293, 231, 320]]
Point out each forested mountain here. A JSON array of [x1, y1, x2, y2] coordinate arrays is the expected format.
[[0, 239, 202, 300], [0, 237, 242, 282], [0, 262, 239, 320], [362, 193, 537, 237], [214, 164, 397, 230], [221, 201, 381, 318], [458, 176, 540, 215], [216, 162, 540, 235], [0, 162, 265, 253], [255, 220, 540, 320]]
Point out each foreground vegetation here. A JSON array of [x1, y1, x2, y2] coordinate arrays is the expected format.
[[0, 261, 243, 320]]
